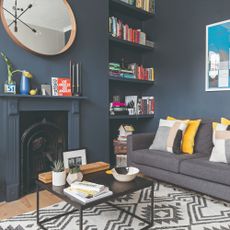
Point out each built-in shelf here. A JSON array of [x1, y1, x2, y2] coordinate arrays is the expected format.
[[109, 76, 154, 85], [109, 0, 154, 21], [110, 114, 154, 120], [109, 36, 154, 51], [0, 94, 87, 100]]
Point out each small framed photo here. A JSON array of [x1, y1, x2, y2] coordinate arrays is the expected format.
[[63, 149, 87, 169]]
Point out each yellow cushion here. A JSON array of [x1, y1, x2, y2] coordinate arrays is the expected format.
[[221, 117, 230, 126], [167, 116, 201, 154]]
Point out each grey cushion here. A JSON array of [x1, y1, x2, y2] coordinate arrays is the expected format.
[[194, 120, 214, 155], [131, 149, 204, 173], [180, 157, 230, 186]]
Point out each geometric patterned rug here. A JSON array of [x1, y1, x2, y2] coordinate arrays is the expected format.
[[1, 182, 230, 230]]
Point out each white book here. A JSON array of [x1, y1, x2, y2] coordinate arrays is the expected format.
[[71, 181, 105, 193], [64, 187, 113, 204]]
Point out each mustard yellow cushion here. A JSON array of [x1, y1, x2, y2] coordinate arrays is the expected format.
[[221, 117, 230, 126], [167, 116, 201, 154]]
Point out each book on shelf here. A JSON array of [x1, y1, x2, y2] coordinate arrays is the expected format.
[[109, 62, 154, 81], [64, 181, 113, 204], [51, 77, 72, 96], [136, 0, 155, 13], [109, 16, 154, 47], [138, 96, 155, 115]]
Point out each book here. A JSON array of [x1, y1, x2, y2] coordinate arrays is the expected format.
[[71, 181, 105, 193], [64, 187, 113, 204], [51, 77, 72, 96]]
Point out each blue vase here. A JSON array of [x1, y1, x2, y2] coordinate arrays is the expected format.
[[20, 73, 30, 95]]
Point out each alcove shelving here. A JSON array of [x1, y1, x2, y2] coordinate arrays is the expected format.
[[108, 0, 156, 165]]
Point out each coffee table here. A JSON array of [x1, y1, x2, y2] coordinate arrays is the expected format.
[[36, 171, 154, 230]]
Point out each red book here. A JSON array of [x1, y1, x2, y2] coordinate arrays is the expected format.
[[51, 77, 72, 96]]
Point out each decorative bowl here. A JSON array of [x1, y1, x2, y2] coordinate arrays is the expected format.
[[112, 167, 139, 182]]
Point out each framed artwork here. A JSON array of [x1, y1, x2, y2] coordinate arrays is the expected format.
[[206, 19, 230, 91], [63, 149, 87, 169]]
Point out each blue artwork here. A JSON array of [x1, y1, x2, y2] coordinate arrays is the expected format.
[[206, 20, 230, 91]]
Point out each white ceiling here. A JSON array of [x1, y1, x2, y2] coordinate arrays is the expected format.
[[3, 0, 73, 31]]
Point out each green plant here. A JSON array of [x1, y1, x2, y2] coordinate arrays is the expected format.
[[69, 166, 80, 174], [1, 52, 32, 84], [52, 160, 64, 172]]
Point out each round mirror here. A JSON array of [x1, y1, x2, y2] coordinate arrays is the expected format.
[[0, 0, 77, 56]]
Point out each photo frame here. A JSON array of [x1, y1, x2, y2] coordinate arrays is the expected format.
[[63, 149, 87, 169], [206, 19, 230, 91]]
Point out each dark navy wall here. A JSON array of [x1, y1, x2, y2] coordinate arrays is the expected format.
[[144, 0, 230, 129], [0, 0, 109, 200]]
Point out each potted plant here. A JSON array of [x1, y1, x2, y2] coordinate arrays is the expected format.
[[52, 160, 66, 186], [1, 52, 32, 94], [66, 165, 83, 185]]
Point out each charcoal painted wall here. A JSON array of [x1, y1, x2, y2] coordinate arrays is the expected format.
[[0, 0, 109, 201], [144, 0, 230, 129]]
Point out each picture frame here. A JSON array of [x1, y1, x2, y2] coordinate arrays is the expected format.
[[206, 19, 230, 91], [63, 149, 87, 169]]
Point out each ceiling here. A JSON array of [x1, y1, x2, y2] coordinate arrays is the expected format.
[[3, 0, 73, 32]]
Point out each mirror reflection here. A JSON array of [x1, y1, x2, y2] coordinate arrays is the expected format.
[[2, 0, 76, 55]]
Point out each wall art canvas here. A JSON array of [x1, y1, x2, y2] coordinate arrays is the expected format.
[[206, 19, 230, 91]]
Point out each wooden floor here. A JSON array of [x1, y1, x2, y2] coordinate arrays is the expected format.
[[0, 191, 61, 220]]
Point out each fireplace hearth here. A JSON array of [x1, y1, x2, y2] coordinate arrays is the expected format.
[[0, 95, 85, 201], [20, 113, 67, 195]]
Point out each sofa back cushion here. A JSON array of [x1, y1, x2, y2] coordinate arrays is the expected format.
[[194, 119, 215, 155]]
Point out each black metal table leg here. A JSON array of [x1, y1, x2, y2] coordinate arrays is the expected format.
[[36, 183, 40, 225], [150, 182, 154, 226], [79, 207, 83, 230]]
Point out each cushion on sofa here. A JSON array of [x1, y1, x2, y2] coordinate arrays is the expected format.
[[131, 149, 204, 173], [180, 157, 230, 186], [194, 119, 214, 155]]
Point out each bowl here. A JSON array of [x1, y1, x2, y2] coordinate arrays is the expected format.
[[112, 167, 139, 182]]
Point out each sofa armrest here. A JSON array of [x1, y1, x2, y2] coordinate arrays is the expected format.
[[127, 133, 155, 166], [128, 133, 155, 152]]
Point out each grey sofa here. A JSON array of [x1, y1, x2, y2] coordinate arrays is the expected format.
[[127, 120, 230, 202]]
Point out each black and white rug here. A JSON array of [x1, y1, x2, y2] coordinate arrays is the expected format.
[[1, 182, 230, 230]]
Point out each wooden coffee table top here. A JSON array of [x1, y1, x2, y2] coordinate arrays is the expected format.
[[36, 171, 153, 209]]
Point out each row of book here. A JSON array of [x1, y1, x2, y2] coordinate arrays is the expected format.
[[64, 180, 113, 204], [110, 95, 155, 116], [121, 0, 155, 13], [138, 96, 155, 115], [109, 16, 153, 47], [109, 62, 154, 81]]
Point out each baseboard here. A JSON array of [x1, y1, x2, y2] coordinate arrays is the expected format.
[[6, 183, 19, 202]]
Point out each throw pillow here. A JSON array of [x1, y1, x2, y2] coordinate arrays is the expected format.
[[167, 116, 201, 154], [210, 123, 230, 163], [149, 119, 188, 154], [221, 117, 230, 126]]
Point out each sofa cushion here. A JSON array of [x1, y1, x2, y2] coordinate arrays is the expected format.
[[132, 149, 204, 173], [194, 120, 214, 155], [180, 157, 230, 186]]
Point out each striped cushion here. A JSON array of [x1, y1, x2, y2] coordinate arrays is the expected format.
[[150, 119, 188, 154], [210, 123, 230, 163]]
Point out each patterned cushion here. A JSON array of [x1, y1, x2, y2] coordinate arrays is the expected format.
[[209, 123, 230, 163], [167, 116, 201, 154], [149, 119, 188, 154]]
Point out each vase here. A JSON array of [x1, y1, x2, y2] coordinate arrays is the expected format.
[[52, 171, 66, 186], [20, 73, 30, 95], [66, 172, 83, 185], [4, 80, 16, 94]]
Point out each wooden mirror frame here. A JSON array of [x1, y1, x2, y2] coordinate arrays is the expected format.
[[0, 0, 77, 56]]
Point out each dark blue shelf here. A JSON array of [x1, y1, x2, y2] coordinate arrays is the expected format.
[[110, 114, 154, 120], [109, 76, 154, 84], [110, 0, 155, 21]]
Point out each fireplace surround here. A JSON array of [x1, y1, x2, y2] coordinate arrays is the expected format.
[[0, 94, 86, 201]]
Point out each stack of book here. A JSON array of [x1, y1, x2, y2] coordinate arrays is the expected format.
[[109, 62, 154, 81], [117, 125, 135, 142], [128, 63, 154, 81], [138, 96, 155, 115], [121, 0, 155, 13], [64, 181, 113, 204], [109, 16, 149, 46]]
